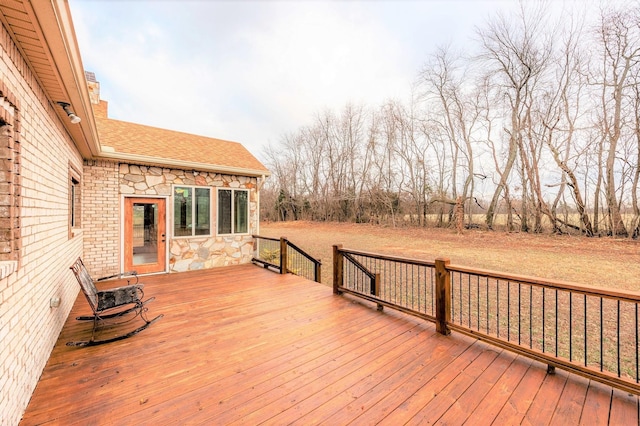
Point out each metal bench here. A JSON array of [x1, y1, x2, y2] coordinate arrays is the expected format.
[[68, 257, 163, 347]]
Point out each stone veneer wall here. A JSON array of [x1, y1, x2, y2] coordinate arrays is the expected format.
[[120, 164, 258, 272], [0, 23, 85, 425], [82, 162, 258, 277]]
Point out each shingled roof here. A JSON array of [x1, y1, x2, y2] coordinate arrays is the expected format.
[[93, 100, 270, 177]]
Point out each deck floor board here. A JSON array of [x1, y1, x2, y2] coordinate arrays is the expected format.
[[19, 264, 639, 425]]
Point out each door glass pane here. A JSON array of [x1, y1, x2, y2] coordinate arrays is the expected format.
[[235, 190, 248, 234], [195, 188, 210, 235], [217, 189, 232, 234], [174, 187, 192, 236], [133, 203, 158, 265]]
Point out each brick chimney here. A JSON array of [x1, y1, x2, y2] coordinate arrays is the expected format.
[[85, 71, 108, 118], [85, 71, 99, 104]]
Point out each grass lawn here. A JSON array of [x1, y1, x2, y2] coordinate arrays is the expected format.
[[259, 220, 640, 292]]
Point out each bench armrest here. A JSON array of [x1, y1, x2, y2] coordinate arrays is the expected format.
[[96, 270, 139, 285]]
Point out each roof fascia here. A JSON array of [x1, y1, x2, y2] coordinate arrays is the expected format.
[[98, 151, 272, 178], [27, 0, 100, 157]]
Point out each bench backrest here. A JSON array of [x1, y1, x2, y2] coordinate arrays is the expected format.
[[70, 258, 99, 313]]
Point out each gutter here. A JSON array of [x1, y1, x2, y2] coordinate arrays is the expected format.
[[97, 151, 272, 178]]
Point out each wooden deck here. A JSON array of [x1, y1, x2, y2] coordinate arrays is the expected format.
[[21, 264, 639, 425]]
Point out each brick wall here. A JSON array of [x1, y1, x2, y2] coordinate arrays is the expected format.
[[82, 160, 120, 278], [0, 23, 84, 425]]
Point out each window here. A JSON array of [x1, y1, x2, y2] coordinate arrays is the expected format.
[[217, 189, 248, 235], [173, 186, 211, 237], [69, 165, 81, 235], [0, 91, 21, 263], [70, 176, 80, 227]]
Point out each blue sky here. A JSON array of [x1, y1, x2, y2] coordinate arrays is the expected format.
[[70, 0, 585, 160]]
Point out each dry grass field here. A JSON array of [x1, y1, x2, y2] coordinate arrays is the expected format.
[[260, 220, 640, 292]]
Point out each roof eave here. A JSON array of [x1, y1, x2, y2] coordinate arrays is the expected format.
[[97, 151, 271, 178], [28, 0, 100, 158]]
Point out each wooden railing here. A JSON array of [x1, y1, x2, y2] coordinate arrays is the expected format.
[[252, 235, 322, 283], [333, 244, 640, 395]]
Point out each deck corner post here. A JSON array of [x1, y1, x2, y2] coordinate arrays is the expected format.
[[280, 237, 288, 274], [435, 257, 451, 335], [374, 273, 383, 311], [333, 244, 343, 295], [315, 261, 322, 283]]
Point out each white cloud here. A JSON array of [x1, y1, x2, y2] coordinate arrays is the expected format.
[[70, 0, 598, 161]]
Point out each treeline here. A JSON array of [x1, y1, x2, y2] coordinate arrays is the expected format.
[[261, 2, 640, 237]]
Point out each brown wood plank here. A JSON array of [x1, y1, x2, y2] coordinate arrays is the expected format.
[[25, 279, 339, 420], [428, 348, 517, 425], [291, 333, 464, 425], [19, 264, 640, 425], [464, 353, 534, 425], [522, 369, 569, 425], [220, 321, 426, 424], [409, 346, 502, 424], [254, 325, 439, 424], [41, 291, 365, 421], [549, 373, 590, 425], [129, 303, 411, 423], [609, 388, 639, 425], [375, 340, 485, 425], [579, 380, 613, 425], [271, 323, 450, 424], [489, 359, 549, 424]]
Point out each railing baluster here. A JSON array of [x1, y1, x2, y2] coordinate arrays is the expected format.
[[584, 294, 587, 367], [460, 272, 464, 325], [555, 289, 558, 358], [497, 279, 500, 339], [430, 267, 435, 315], [542, 287, 547, 353], [600, 297, 604, 372], [634, 303, 640, 383], [508, 281, 511, 342], [570, 292, 573, 362], [529, 285, 533, 349], [477, 275, 480, 331], [618, 300, 621, 377], [518, 282, 522, 346], [467, 274, 471, 328], [486, 277, 490, 334]]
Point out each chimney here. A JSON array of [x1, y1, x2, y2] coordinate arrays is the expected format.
[[85, 71, 100, 104], [85, 71, 108, 117]]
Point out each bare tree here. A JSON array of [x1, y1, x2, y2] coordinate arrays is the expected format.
[[477, 2, 551, 230], [593, 6, 640, 236]]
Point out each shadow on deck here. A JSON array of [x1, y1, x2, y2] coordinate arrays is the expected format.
[[20, 264, 639, 425]]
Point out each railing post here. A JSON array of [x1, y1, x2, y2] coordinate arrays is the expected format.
[[280, 237, 288, 274], [435, 257, 451, 335], [374, 273, 383, 311], [333, 244, 343, 294], [315, 260, 322, 283]]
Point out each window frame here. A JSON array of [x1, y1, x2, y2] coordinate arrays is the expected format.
[[172, 185, 212, 238], [217, 188, 250, 236], [69, 164, 81, 238]]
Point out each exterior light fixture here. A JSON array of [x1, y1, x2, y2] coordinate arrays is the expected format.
[[56, 102, 81, 124]]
